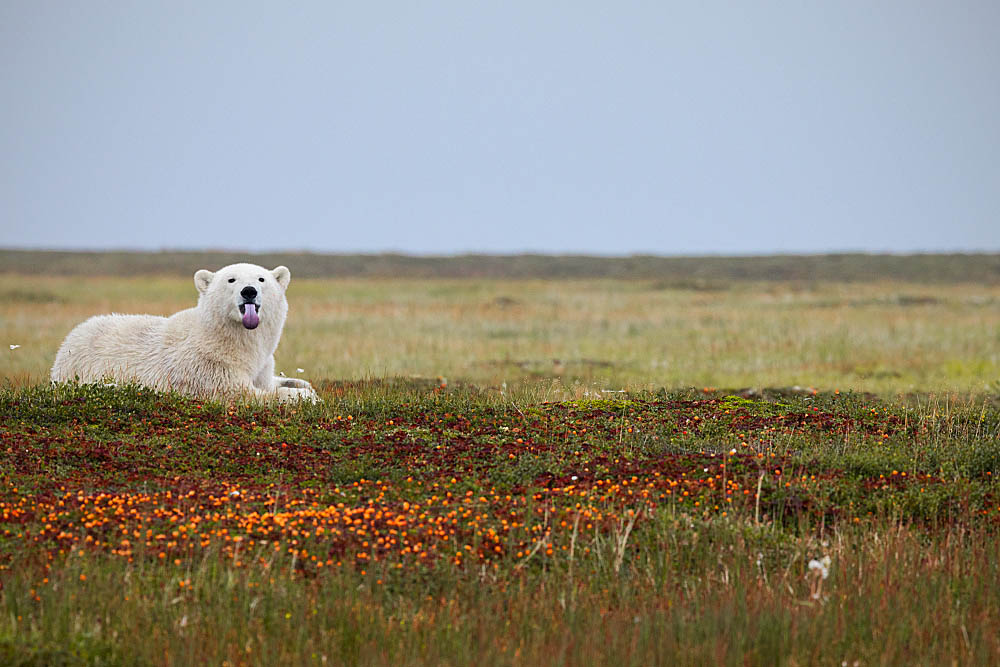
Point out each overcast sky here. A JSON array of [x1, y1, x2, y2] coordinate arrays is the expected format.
[[2, 2, 998, 255]]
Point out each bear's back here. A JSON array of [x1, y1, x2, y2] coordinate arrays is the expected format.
[[51, 313, 171, 384]]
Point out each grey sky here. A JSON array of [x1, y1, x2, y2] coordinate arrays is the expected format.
[[2, 1, 998, 255]]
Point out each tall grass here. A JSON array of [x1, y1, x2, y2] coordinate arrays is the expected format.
[[3, 274, 999, 394], [3, 256, 1000, 665], [2, 382, 1000, 664], [3, 518, 998, 665]]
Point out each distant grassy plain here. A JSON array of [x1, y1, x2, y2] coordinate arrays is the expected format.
[[3, 251, 1000, 395], [2, 251, 1000, 665]]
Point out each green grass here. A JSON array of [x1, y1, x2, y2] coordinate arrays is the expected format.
[[4, 273, 1000, 394], [4, 517, 998, 666], [2, 383, 1000, 665], [3, 253, 1000, 664]]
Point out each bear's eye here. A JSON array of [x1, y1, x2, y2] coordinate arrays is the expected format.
[[227, 278, 236, 283], [258, 277, 264, 282]]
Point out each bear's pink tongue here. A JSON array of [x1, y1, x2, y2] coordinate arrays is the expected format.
[[242, 303, 259, 329]]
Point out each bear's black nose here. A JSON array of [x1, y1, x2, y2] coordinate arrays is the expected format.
[[240, 286, 258, 301]]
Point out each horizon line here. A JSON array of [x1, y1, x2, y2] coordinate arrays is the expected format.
[[3, 246, 1000, 259]]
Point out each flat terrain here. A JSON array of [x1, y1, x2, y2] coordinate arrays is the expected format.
[[3, 249, 1000, 282], [1, 252, 999, 665], [4, 270, 1000, 395]]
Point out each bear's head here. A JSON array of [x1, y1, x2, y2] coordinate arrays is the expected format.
[[193, 263, 291, 331]]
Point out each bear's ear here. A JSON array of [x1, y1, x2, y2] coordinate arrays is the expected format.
[[194, 269, 214, 294], [271, 266, 291, 290]]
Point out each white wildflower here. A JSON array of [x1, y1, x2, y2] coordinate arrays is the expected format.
[[9, 344, 20, 350], [296, 368, 305, 373], [808, 555, 831, 580]]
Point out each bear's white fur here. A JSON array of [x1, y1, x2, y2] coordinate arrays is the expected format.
[[51, 263, 318, 402]]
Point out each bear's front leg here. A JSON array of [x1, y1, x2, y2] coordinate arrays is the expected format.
[[275, 385, 321, 403], [253, 357, 280, 391], [253, 357, 319, 402], [275, 377, 313, 389]]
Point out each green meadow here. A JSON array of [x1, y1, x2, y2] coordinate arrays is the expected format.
[[1, 252, 999, 665]]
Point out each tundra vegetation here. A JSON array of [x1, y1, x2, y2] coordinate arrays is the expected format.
[[1, 252, 999, 665]]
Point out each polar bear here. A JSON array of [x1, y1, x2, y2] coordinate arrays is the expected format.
[[51, 263, 318, 402]]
